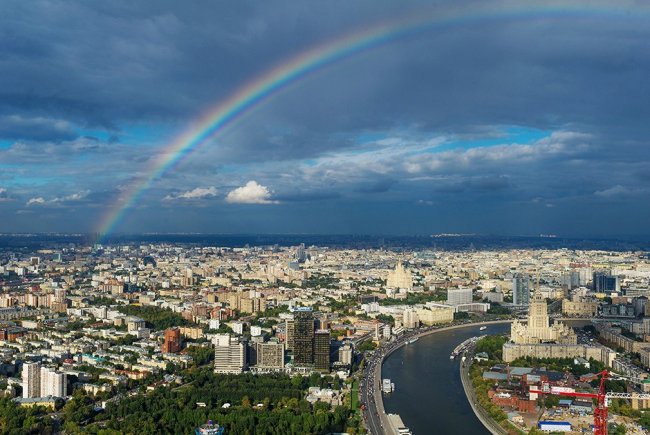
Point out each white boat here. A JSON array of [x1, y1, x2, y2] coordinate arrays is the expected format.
[[408, 337, 419, 344], [479, 326, 487, 331]]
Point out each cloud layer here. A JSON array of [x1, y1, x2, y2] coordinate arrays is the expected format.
[[0, 1, 649, 235]]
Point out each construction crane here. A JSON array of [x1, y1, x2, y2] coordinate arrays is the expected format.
[[529, 370, 650, 435]]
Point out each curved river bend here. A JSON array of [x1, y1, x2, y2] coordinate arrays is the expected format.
[[382, 323, 511, 434]]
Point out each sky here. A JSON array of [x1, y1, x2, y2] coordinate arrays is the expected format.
[[1, 0, 649, 237]]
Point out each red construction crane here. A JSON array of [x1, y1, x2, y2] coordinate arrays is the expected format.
[[529, 370, 609, 435], [529, 370, 650, 435]]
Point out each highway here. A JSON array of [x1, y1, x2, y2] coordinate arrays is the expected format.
[[358, 319, 513, 435]]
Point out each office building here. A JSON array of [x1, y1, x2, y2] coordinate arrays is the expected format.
[[415, 304, 455, 325], [512, 274, 530, 305], [593, 272, 620, 294], [293, 308, 315, 366], [254, 340, 284, 369], [285, 317, 295, 352], [314, 330, 331, 372], [447, 288, 473, 306], [214, 334, 247, 374]]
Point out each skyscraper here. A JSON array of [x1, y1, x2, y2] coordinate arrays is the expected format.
[[22, 362, 41, 398], [295, 243, 307, 263], [314, 330, 331, 372], [293, 307, 315, 366], [512, 274, 530, 306], [284, 317, 295, 352], [386, 261, 413, 291]]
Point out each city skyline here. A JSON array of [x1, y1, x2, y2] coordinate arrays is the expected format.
[[1, 1, 650, 236]]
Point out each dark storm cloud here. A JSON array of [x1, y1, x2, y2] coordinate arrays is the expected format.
[[0, 0, 649, 235]]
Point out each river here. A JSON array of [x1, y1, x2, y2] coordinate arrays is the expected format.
[[382, 323, 511, 434]]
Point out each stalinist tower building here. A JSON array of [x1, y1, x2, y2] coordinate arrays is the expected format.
[[502, 281, 612, 364], [386, 261, 413, 292], [510, 286, 577, 345]]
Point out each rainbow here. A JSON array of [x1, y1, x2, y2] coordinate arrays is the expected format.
[[97, 2, 643, 240]]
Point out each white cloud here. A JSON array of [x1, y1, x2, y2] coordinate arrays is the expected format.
[[26, 197, 46, 206], [164, 186, 218, 201], [52, 191, 89, 203], [594, 185, 645, 198], [0, 188, 11, 202], [26, 191, 89, 206], [225, 181, 278, 204]]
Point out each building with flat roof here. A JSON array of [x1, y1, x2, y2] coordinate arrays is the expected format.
[[447, 288, 472, 306], [293, 309, 315, 366], [22, 362, 40, 398], [314, 329, 330, 372], [214, 334, 246, 374]]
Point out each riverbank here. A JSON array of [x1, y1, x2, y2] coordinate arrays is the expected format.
[[370, 319, 512, 434], [459, 348, 509, 435]]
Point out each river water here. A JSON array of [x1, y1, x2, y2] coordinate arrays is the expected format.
[[382, 323, 511, 435]]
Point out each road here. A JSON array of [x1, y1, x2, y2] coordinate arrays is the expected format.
[[358, 319, 513, 435]]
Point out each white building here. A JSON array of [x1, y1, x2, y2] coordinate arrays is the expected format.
[[338, 344, 353, 366], [231, 321, 244, 335], [250, 325, 262, 337], [214, 334, 247, 374], [40, 366, 67, 397], [382, 324, 391, 339], [447, 288, 473, 306]]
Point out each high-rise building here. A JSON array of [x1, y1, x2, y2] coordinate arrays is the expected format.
[[40, 366, 67, 397], [386, 261, 413, 291], [22, 362, 41, 398], [512, 274, 530, 305], [284, 317, 295, 352], [593, 272, 619, 294], [314, 329, 331, 372], [560, 271, 581, 289], [447, 288, 473, 306], [162, 328, 182, 353], [402, 308, 419, 329], [338, 343, 353, 366], [214, 334, 247, 374], [510, 287, 577, 345], [295, 243, 307, 263], [254, 340, 284, 369], [293, 308, 315, 366]]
